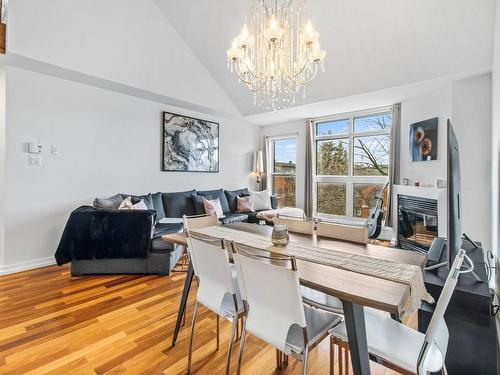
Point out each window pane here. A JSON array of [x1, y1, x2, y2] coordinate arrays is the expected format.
[[353, 183, 387, 218], [273, 176, 296, 207], [273, 139, 296, 174], [317, 183, 346, 216], [354, 113, 392, 133], [316, 139, 349, 176], [316, 119, 349, 136], [353, 135, 390, 176]]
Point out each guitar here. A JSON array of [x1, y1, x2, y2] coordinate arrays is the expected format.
[[366, 182, 389, 239]]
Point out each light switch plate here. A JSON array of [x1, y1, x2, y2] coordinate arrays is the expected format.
[[51, 145, 59, 155], [29, 155, 41, 166]]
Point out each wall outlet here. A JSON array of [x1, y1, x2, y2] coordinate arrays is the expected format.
[[28, 143, 42, 154], [29, 155, 41, 166], [51, 145, 59, 155]]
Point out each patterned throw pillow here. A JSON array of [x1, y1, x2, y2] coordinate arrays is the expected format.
[[203, 198, 224, 218], [237, 195, 254, 212]]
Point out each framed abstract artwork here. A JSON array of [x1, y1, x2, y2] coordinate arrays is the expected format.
[[162, 112, 219, 172], [409, 117, 438, 162]]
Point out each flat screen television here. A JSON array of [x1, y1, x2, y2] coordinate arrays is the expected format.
[[447, 119, 461, 269]]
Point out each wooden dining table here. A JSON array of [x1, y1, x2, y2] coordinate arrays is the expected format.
[[163, 222, 426, 375]]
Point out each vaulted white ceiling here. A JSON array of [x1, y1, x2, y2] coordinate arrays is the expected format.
[[156, 0, 496, 117]]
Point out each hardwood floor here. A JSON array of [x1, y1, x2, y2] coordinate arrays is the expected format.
[[0, 264, 409, 375]]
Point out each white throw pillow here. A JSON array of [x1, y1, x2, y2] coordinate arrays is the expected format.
[[251, 190, 272, 211], [203, 198, 224, 218], [131, 199, 148, 210], [118, 196, 133, 209]]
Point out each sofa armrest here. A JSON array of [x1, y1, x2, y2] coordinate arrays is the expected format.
[[55, 206, 156, 265], [270, 195, 279, 210]]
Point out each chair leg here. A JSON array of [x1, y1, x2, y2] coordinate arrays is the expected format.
[[216, 314, 220, 351], [301, 345, 309, 375], [329, 337, 334, 375], [276, 350, 282, 370], [344, 344, 349, 375], [441, 365, 448, 375], [226, 317, 238, 375], [338, 343, 343, 375], [236, 317, 247, 375], [187, 301, 199, 374]]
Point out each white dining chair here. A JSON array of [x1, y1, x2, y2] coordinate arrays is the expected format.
[[316, 220, 368, 244], [329, 249, 469, 375], [230, 242, 343, 375], [273, 215, 315, 235], [185, 231, 245, 375]]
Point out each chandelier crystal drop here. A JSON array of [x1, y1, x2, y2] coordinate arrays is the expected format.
[[227, 0, 325, 111]]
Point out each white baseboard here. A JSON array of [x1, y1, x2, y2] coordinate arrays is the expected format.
[[0, 257, 57, 275]]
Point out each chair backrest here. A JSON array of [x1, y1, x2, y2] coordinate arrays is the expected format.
[[183, 214, 219, 276], [183, 214, 219, 231], [273, 215, 314, 235], [187, 232, 237, 317], [418, 249, 467, 374], [231, 242, 306, 353], [316, 221, 368, 244]]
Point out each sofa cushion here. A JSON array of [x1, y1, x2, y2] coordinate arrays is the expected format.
[[151, 192, 166, 223], [93, 194, 124, 209], [191, 194, 206, 215], [150, 223, 184, 252], [225, 188, 250, 212], [219, 212, 249, 225], [162, 189, 197, 218], [196, 189, 231, 213]]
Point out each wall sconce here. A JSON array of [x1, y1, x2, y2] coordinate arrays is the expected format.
[[253, 150, 264, 190]]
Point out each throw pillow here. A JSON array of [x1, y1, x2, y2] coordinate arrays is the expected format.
[[118, 196, 134, 209], [196, 189, 231, 213], [191, 194, 207, 215], [224, 188, 250, 212], [93, 194, 124, 209], [251, 190, 272, 211], [237, 195, 254, 212], [203, 198, 224, 218], [131, 199, 148, 210]]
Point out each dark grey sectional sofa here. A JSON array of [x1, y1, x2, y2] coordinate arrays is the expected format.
[[55, 188, 277, 276]]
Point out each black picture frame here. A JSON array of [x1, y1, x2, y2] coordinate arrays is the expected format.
[[162, 111, 220, 173]]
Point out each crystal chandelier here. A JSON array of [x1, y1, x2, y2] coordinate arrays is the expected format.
[[227, 0, 325, 111]]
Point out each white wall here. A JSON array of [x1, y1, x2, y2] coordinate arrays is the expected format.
[[452, 74, 492, 251], [1, 66, 258, 270], [260, 120, 307, 209], [7, 0, 239, 116], [492, 0, 500, 259], [399, 86, 452, 186]]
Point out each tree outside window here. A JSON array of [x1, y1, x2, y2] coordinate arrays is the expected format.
[[313, 110, 392, 221]]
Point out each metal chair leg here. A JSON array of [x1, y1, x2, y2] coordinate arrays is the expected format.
[[236, 317, 247, 375], [301, 345, 309, 375], [216, 314, 220, 351], [329, 337, 334, 375], [441, 365, 448, 375], [338, 343, 343, 375], [344, 344, 349, 375], [226, 317, 238, 375], [187, 301, 199, 374]]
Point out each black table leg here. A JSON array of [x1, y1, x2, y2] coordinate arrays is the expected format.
[[342, 301, 371, 375], [171, 260, 194, 347]]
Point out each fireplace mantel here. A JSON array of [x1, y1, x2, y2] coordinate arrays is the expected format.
[[391, 185, 447, 243]]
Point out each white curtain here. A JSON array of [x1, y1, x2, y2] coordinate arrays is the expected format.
[[386, 103, 402, 228], [304, 120, 314, 218]]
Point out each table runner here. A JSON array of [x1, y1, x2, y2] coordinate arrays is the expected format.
[[193, 225, 433, 317]]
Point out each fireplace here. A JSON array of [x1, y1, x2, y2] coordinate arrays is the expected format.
[[398, 194, 438, 253]]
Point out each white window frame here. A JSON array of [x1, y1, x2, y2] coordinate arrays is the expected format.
[[266, 134, 298, 207], [311, 106, 392, 224]]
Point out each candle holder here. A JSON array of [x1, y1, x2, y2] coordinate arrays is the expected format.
[[272, 224, 290, 247]]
